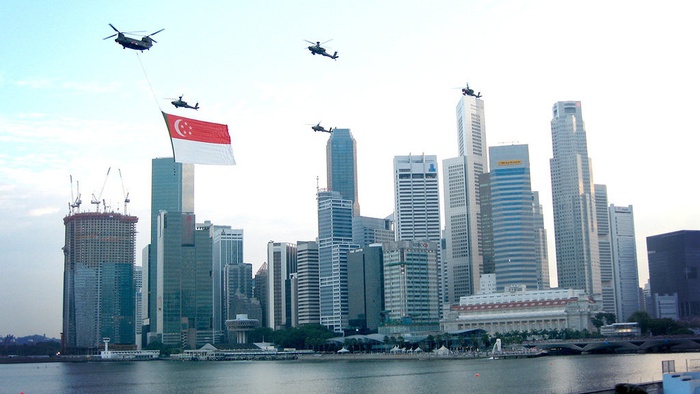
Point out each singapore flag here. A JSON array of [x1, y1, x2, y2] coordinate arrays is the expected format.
[[162, 112, 236, 165]]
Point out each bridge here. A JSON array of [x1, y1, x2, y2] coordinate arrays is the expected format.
[[522, 336, 700, 354]]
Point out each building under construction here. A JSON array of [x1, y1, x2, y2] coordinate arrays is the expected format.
[[62, 211, 138, 354]]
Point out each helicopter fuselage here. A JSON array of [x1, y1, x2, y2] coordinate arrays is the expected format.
[[115, 34, 153, 51]]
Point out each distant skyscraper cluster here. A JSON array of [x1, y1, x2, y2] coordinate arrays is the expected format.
[[64, 89, 700, 353]]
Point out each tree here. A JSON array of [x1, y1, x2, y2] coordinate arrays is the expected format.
[[592, 312, 617, 329]]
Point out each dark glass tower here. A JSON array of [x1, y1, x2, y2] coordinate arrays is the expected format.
[[146, 158, 193, 337], [326, 129, 360, 216]]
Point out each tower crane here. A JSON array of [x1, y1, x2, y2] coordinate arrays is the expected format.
[[69, 175, 82, 214], [119, 169, 130, 215], [91, 167, 111, 212]]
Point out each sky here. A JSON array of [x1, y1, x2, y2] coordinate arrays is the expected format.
[[1, 1, 699, 339]]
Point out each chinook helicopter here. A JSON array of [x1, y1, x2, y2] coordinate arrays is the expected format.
[[104, 24, 164, 51], [169, 95, 199, 110], [304, 40, 338, 60]]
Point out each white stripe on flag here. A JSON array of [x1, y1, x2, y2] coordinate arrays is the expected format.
[[172, 139, 236, 165]]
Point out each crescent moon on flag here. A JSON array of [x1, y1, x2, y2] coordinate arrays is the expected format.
[[173, 119, 186, 137]]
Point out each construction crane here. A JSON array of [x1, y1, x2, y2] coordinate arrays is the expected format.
[[119, 169, 130, 215], [91, 167, 111, 212], [69, 175, 82, 214]]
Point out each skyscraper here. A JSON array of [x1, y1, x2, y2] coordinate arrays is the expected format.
[[609, 205, 641, 321], [155, 213, 214, 348], [488, 144, 539, 291], [549, 101, 601, 295], [647, 230, 700, 320], [595, 184, 615, 314], [533, 191, 550, 290], [326, 128, 360, 216], [213, 226, 243, 339], [62, 212, 137, 354], [266, 241, 297, 330], [348, 244, 384, 331], [317, 190, 356, 332], [296, 241, 320, 325], [383, 241, 440, 325], [146, 158, 194, 337], [443, 91, 488, 303], [352, 215, 394, 247], [394, 154, 441, 242]]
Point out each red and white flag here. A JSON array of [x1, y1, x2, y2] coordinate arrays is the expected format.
[[162, 112, 236, 165]]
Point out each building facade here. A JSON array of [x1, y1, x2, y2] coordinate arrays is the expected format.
[[442, 91, 488, 304], [146, 158, 194, 338], [348, 244, 384, 331], [266, 242, 297, 330], [609, 205, 641, 322], [296, 241, 320, 325], [595, 184, 615, 314], [549, 101, 601, 295], [383, 240, 440, 325], [212, 226, 243, 342], [647, 230, 700, 321], [441, 288, 601, 335], [154, 214, 214, 349], [317, 190, 356, 332], [62, 212, 138, 354], [326, 128, 360, 216], [488, 144, 540, 291]]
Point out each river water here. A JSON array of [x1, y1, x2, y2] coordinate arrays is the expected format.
[[1, 352, 697, 394]]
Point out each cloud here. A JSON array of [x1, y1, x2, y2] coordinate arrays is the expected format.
[[29, 207, 60, 217]]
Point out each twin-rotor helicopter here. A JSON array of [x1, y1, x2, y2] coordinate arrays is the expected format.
[[103, 24, 164, 51]]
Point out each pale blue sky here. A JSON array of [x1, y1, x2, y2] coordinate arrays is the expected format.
[[1, 0, 699, 338]]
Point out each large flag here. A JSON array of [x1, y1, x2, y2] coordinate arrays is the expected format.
[[162, 112, 236, 165]]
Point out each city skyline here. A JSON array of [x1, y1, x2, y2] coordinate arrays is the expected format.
[[2, 1, 700, 338]]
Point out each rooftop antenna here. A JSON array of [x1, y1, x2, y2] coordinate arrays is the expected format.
[[91, 167, 111, 212], [119, 169, 130, 215]]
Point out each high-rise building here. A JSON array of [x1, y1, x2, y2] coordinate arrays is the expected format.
[[609, 205, 641, 321], [146, 158, 194, 337], [549, 101, 601, 295], [348, 244, 384, 331], [155, 214, 214, 349], [394, 154, 441, 242], [317, 190, 356, 332], [647, 230, 700, 320], [443, 91, 488, 303], [595, 184, 615, 314], [352, 215, 394, 247], [224, 262, 253, 319], [266, 242, 297, 330], [488, 144, 539, 291], [134, 265, 143, 342], [296, 240, 320, 325], [326, 128, 360, 216], [533, 192, 550, 290], [213, 226, 243, 339], [62, 212, 138, 354], [253, 263, 268, 328], [383, 240, 440, 325]]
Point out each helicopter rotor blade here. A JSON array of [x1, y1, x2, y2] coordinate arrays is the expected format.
[[304, 40, 316, 44], [103, 34, 117, 40], [149, 28, 165, 36], [321, 39, 333, 45], [109, 23, 120, 33]]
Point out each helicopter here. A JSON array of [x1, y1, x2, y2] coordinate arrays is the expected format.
[[459, 83, 482, 98], [103, 24, 164, 51], [169, 95, 199, 110], [304, 40, 338, 60], [310, 122, 334, 133]]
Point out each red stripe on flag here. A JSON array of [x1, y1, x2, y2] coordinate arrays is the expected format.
[[163, 112, 230, 144]]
